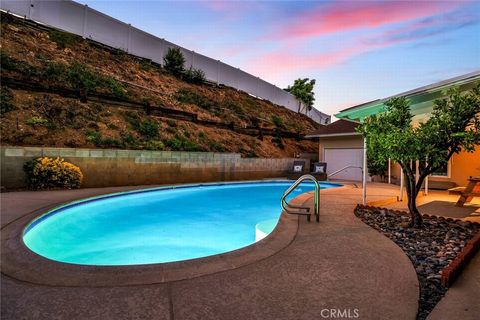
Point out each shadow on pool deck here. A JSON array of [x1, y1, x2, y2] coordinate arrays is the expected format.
[[0, 183, 419, 320]]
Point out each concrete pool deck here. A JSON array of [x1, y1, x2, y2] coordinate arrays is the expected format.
[[1, 182, 419, 319]]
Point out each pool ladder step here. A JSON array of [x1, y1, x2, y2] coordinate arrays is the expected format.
[[281, 174, 320, 222]]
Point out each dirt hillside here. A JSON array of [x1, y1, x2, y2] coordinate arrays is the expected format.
[[0, 13, 320, 158]]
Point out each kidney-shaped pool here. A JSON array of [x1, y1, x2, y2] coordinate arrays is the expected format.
[[23, 181, 341, 266]]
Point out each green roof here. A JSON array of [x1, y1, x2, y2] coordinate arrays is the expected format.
[[335, 71, 480, 122]]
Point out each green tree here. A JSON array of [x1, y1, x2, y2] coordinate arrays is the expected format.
[[284, 78, 316, 113], [163, 47, 185, 77], [366, 149, 388, 180], [359, 85, 480, 228]]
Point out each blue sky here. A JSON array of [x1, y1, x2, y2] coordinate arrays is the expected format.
[[80, 0, 480, 118]]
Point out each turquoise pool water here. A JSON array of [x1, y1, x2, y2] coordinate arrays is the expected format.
[[23, 181, 341, 266]]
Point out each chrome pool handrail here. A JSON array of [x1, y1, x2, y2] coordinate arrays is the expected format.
[[327, 165, 363, 179], [280, 174, 320, 222]]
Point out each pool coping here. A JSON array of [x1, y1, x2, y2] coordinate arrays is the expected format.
[[1, 181, 338, 287]]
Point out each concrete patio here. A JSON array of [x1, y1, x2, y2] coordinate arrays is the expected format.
[[0, 183, 424, 319]]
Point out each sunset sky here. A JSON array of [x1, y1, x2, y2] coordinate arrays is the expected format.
[[81, 0, 480, 118]]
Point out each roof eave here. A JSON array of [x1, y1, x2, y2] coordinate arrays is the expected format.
[[305, 132, 362, 138], [336, 71, 480, 121]]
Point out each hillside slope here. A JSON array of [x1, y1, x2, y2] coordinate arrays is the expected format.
[[0, 13, 320, 158]]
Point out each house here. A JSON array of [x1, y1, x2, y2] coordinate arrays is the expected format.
[[307, 71, 480, 188], [305, 119, 364, 181]]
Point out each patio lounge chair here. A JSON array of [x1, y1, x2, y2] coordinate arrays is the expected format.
[[310, 162, 327, 181], [286, 160, 306, 180]]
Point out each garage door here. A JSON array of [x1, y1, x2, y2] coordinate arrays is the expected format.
[[324, 148, 364, 181]]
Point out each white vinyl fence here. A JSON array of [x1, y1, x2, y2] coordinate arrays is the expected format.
[[1, 0, 330, 124]]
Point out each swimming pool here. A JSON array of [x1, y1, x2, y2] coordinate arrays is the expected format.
[[23, 181, 341, 266]]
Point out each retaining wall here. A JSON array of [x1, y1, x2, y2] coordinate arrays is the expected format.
[[0, 147, 308, 189]]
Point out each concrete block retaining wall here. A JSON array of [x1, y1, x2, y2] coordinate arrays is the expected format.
[[0, 147, 308, 188]]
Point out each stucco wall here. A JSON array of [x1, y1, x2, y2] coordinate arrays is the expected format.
[[384, 148, 480, 188], [0, 147, 308, 189], [317, 135, 364, 161], [437, 148, 480, 187]]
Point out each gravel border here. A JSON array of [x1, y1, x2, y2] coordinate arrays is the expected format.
[[354, 205, 480, 320]]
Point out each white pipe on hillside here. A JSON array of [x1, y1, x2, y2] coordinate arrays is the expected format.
[[362, 138, 367, 206]]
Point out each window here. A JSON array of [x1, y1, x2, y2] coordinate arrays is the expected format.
[[431, 160, 451, 178]]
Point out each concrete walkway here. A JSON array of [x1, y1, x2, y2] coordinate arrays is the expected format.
[[1, 183, 418, 319], [427, 252, 480, 320], [370, 183, 480, 223]]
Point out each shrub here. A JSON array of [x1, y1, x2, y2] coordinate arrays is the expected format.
[[239, 148, 258, 158], [0, 50, 17, 70], [165, 134, 205, 151], [163, 48, 185, 76], [271, 115, 285, 129], [272, 136, 285, 149], [48, 30, 81, 49], [184, 67, 206, 84], [67, 62, 100, 93], [138, 119, 159, 139], [166, 119, 177, 127], [23, 157, 83, 190], [123, 111, 141, 130], [85, 130, 123, 147], [224, 101, 244, 117], [166, 126, 177, 134], [139, 59, 153, 71], [85, 130, 102, 145], [44, 60, 129, 98], [145, 140, 164, 150], [250, 116, 260, 127], [0, 87, 15, 114], [175, 88, 213, 110], [103, 77, 129, 99], [26, 116, 49, 126], [101, 137, 122, 148], [207, 139, 226, 152], [0, 51, 40, 76], [44, 61, 68, 82], [120, 131, 138, 147]]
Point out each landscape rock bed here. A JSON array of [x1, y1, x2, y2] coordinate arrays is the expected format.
[[354, 205, 480, 320]]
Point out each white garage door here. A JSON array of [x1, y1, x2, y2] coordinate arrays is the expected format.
[[324, 148, 364, 181]]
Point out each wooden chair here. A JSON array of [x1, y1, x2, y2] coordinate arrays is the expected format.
[[454, 176, 480, 207]]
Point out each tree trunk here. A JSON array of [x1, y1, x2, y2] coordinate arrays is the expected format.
[[401, 162, 423, 228], [407, 184, 423, 228]]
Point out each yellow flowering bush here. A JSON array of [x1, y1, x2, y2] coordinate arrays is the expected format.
[[23, 157, 83, 189]]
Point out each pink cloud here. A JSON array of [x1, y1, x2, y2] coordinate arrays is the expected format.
[[273, 1, 463, 40], [248, 44, 372, 80], [248, 3, 474, 80]]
